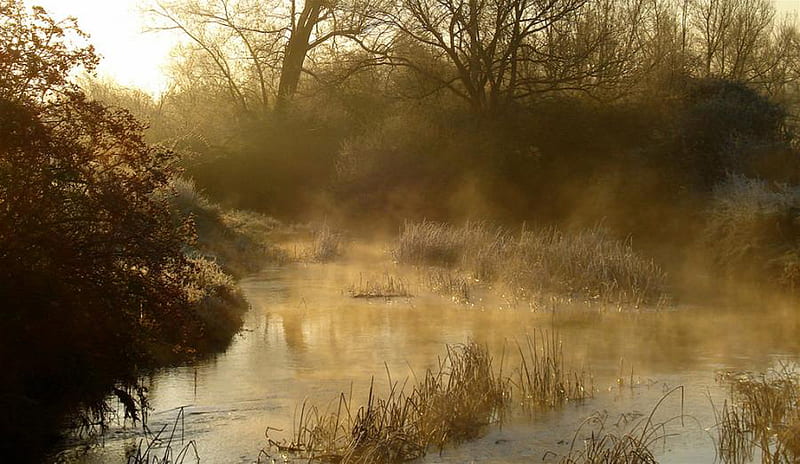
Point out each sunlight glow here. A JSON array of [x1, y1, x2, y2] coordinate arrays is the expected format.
[[30, 0, 182, 97], [27, 0, 800, 97]]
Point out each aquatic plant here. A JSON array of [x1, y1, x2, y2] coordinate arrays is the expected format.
[[304, 223, 344, 262], [714, 368, 800, 464], [513, 331, 593, 412], [127, 408, 200, 464], [424, 268, 472, 304], [347, 272, 412, 298], [260, 343, 509, 463], [395, 221, 668, 308], [555, 386, 684, 464]]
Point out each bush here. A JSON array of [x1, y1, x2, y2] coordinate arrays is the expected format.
[[703, 175, 800, 289], [0, 3, 248, 458], [169, 177, 286, 276], [662, 78, 794, 191]]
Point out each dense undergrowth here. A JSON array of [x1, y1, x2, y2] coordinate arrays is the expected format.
[[169, 177, 287, 276], [704, 176, 800, 291]]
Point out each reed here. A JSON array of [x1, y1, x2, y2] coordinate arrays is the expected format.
[[128, 408, 199, 464], [260, 343, 509, 463], [556, 386, 684, 464], [424, 269, 472, 303], [394, 221, 668, 308], [347, 272, 412, 298], [714, 368, 800, 464], [304, 223, 343, 262], [513, 331, 592, 412]]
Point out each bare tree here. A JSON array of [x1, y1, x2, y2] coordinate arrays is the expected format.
[[354, 0, 655, 112], [148, 0, 377, 111], [691, 0, 784, 79]]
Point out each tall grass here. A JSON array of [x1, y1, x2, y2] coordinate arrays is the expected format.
[[513, 331, 592, 412], [127, 408, 200, 464], [395, 221, 668, 307], [262, 333, 594, 463], [556, 386, 684, 464], [704, 175, 800, 290], [714, 368, 800, 463], [260, 343, 509, 463], [304, 223, 344, 262], [424, 269, 472, 303], [347, 272, 412, 298]]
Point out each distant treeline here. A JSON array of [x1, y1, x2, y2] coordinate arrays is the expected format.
[[83, 0, 800, 290]]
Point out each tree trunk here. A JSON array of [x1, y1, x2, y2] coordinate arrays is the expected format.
[[277, 0, 322, 109]]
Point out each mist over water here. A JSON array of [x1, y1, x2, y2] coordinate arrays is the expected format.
[[61, 248, 800, 463], [5, 0, 800, 461]]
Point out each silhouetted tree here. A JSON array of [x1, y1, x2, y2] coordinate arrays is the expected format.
[[0, 2, 242, 458], [150, 0, 378, 110]]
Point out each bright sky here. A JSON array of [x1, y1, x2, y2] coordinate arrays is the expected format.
[[29, 0, 800, 97], [31, 0, 181, 96]]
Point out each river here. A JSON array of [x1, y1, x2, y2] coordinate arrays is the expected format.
[[58, 251, 800, 463]]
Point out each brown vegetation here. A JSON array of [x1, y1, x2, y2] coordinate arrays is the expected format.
[[395, 221, 668, 307], [260, 343, 509, 463], [714, 368, 800, 463], [347, 272, 412, 298]]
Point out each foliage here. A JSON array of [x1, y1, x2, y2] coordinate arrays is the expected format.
[[714, 368, 800, 464], [703, 175, 800, 290], [0, 2, 247, 458], [169, 177, 286, 276]]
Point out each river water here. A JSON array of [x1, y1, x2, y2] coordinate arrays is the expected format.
[[59, 252, 800, 463]]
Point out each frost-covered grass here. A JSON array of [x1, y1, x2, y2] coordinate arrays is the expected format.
[[704, 175, 800, 290], [395, 221, 668, 307], [170, 177, 287, 276]]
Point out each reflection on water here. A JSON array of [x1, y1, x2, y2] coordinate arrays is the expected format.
[[64, 258, 800, 463]]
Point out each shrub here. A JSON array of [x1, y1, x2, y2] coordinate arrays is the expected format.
[[703, 175, 800, 290], [0, 2, 247, 458], [168, 177, 286, 276]]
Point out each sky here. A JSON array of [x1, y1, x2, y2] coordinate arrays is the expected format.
[[32, 0, 181, 96], [30, 0, 800, 97]]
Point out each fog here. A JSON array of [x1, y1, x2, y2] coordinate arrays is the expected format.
[[2, 0, 800, 462]]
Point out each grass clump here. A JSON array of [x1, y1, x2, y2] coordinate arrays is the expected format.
[[555, 386, 684, 464], [347, 272, 412, 298], [424, 269, 472, 304], [714, 368, 800, 464], [395, 221, 668, 308], [304, 223, 344, 262], [261, 343, 508, 463], [513, 331, 592, 412]]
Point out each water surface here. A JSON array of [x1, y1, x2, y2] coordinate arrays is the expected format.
[[62, 255, 800, 463]]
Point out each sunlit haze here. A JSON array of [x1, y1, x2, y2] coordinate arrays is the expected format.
[[31, 0, 182, 96], [29, 0, 800, 97]]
